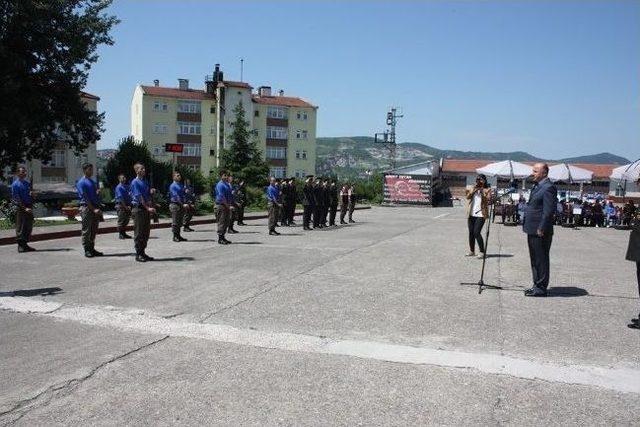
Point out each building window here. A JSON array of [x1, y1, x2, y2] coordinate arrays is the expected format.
[[153, 101, 168, 112], [210, 106, 215, 114], [210, 125, 216, 135], [269, 167, 286, 178], [302, 130, 308, 139], [153, 123, 168, 134], [179, 144, 201, 157], [303, 112, 308, 120], [266, 126, 287, 140], [177, 121, 201, 135], [295, 150, 300, 159], [296, 130, 301, 139], [266, 146, 286, 159], [178, 100, 201, 113], [294, 169, 305, 178], [254, 110, 259, 117], [302, 150, 307, 160], [42, 150, 65, 168], [296, 112, 301, 120], [267, 106, 287, 119]]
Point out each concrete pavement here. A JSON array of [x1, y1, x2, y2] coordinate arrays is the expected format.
[[1, 206, 638, 425]]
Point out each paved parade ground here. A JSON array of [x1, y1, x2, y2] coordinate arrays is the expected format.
[[1, 206, 639, 425]]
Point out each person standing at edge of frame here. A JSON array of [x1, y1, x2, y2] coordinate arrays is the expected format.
[[215, 169, 232, 245], [169, 170, 188, 242], [77, 163, 103, 258], [11, 165, 35, 252], [322, 179, 330, 227], [280, 179, 290, 226], [347, 183, 356, 223], [267, 177, 282, 236], [339, 183, 349, 225], [114, 173, 132, 240], [313, 177, 323, 229], [130, 162, 155, 262], [182, 178, 195, 233], [287, 177, 297, 226], [302, 176, 315, 230], [523, 163, 557, 297], [465, 174, 492, 259], [625, 175, 640, 330]]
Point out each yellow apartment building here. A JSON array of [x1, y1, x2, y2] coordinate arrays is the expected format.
[[130, 64, 317, 179]]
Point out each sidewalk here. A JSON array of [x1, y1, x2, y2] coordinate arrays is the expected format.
[[0, 206, 371, 245]]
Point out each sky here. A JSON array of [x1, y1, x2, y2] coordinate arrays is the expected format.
[[87, 0, 640, 160]]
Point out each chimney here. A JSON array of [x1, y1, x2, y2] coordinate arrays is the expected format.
[[178, 79, 189, 90], [153, 79, 159, 87], [278, 90, 284, 97], [258, 86, 272, 97]]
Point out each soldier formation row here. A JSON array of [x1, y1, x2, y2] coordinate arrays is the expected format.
[[9, 164, 357, 261]]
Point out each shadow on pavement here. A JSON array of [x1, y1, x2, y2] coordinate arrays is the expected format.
[[183, 239, 217, 242], [32, 248, 74, 252], [101, 252, 136, 257], [0, 287, 63, 297], [231, 242, 263, 245], [151, 256, 195, 262], [547, 286, 589, 297], [485, 254, 514, 258]]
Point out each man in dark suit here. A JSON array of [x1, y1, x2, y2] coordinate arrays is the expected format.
[[523, 163, 557, 297]]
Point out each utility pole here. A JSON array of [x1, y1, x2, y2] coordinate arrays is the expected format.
[[374, 107, 403, 169]]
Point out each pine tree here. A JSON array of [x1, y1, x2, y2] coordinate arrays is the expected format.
[[220, 102, 269, 187]]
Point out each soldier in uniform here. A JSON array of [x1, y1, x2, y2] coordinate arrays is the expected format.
[[76, 163, 103, 258], [227, 173, 239, 234], [288, 177, 297, 225], [328, 180, 339, 226], [339, 183, 349, 224], [267, 177, 282, 235], [182, 178, 195, 232], [313, 178, 324, 228], [348, 183, 356, 223], [11, 166, 35, 252], [302, 176, 315, 230], [130, 162, 155, 262], [235, 180, 247, 225], [114, 173, 132, 239], [215, 169, 232, 244], [169, 171, 188, 242], [280, 179, 290, 226], [322, 179, 330, 227]]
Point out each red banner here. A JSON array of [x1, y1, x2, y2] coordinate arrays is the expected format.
[[385, 176, 428, 202]]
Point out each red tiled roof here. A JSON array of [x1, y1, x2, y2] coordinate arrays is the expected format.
[[140, 85, 214, 100], [441, 158, 619, 179], [219, 80, 253, 89], [252, 95, 316, 108], [80, 91, 100, 100]]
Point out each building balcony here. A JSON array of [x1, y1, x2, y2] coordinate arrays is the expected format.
[[266, 138, 288, 147], [177, 134, 202, 144], [266, 117, 288, 127], [177, 112, 201, 122]]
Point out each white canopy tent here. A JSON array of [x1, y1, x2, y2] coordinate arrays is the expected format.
[[476, 160, 533, 179], [610, 160, 640, 182], [548, 163, 593, 183]]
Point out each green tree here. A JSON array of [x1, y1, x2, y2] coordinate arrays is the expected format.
[[220, 101, 269, 187], [104, 136, 206, 197], [0, 0, 119, 174]]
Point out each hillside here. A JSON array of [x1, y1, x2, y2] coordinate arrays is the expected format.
[[315, 137, 630, 177]]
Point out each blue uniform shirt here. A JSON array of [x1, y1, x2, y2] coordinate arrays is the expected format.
[[11, 178, 33, 207], [169, 181, 185, 203], [76, 177, 100, 206], [215, 180, 231, 205], [266, 184, 279, 203], [130, 177, 151, 206], [114, 183, 131, 205]]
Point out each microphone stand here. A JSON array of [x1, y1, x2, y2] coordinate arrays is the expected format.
[[461, 186, 518, 294]]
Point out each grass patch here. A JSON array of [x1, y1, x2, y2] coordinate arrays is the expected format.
[[0, 218, 78, 230]]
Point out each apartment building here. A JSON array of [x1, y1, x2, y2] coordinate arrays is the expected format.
[[25, 92, 100, 185], [130, 64, 317, 178]]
